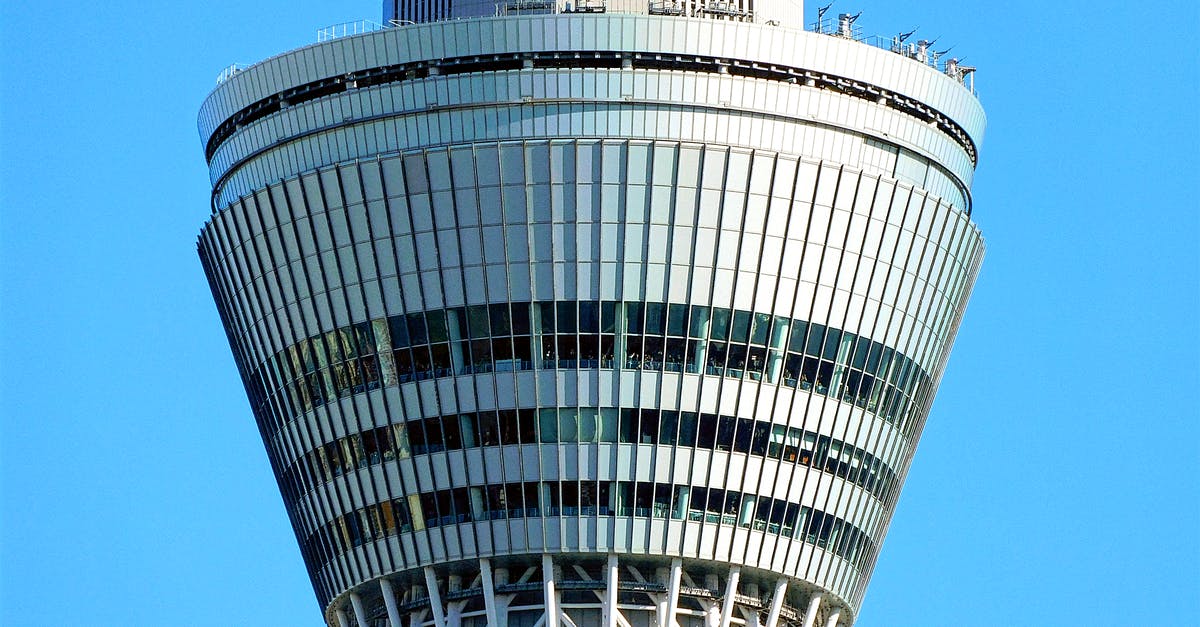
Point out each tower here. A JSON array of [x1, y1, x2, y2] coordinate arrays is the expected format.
[[196, 2, 985, 625]]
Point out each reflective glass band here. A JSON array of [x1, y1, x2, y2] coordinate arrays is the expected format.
[[250, 300, 933, 437], [280, 407, 901, 509], [300, 479, 878, 578]]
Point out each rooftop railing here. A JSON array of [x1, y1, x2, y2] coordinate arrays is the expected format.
[[215, 63, 251, 86], [217, 10, 975, 93], [316, 19, 387, 42], [809, 15, 977, 92]]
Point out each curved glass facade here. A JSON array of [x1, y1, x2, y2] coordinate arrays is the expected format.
[[198, 10, 985, 627], [254, 300, 931, 432]]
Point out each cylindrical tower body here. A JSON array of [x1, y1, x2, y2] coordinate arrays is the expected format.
[[197, 5, 984, 626]]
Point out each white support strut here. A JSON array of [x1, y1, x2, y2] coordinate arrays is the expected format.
[[349, 592, 369, 627], [718, 566, 741, 627], [802, 594, 822, 627], [664, 558, 682, 627], [606, 554, 619, 627], [543, 554, 560, 627], [764, 578, 788, 627], [425, 566, 447, 627], [480, 558, 500, 627], [380, 579, 403, 627]]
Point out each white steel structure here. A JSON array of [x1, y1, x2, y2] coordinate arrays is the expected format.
[[196, 2, 985, 625]]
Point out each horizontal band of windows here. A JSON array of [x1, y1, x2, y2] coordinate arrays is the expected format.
[[279, 406, 900, 511], [248, 300, 931, 436], [299, 479, 877, 579], [205, 51, 976, 167]]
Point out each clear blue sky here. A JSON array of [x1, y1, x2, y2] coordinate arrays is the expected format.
[[1, 1, 1196, 625]]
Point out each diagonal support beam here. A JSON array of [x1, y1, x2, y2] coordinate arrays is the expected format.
[[718, 566, 740, 627], [543, 554, 560, 627], [425, 566, 447, 627], [350, 593, 369, 627], [825, 609, 842, 627], [480, 558, 500, 627], [802, 594, 822, 627], [380, 579, 402, 627], [764, 578, 788, 627], [664, 558, 682, 627]]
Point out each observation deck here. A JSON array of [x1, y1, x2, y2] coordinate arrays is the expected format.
[[197, 5, 987, 627]]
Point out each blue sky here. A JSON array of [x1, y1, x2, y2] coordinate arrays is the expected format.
[[1, 1, 1196, 625]]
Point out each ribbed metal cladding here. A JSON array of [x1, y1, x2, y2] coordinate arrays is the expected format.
[[197, 13, 984, 627]]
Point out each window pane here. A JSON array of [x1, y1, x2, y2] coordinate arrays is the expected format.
[[710, 308, 730, 340], [667, 304, 688, 337], [490, 304, 512, 335], [645, 303, 666, 335]]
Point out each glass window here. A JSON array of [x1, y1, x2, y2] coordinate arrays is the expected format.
[[578, 408, 598, 443], [638, 409, 659, 444], [536, 302, 556, 333], [788, 320, 807, 352], [644, 303, 666, 335], [751, 313, 771, 346], [843, 337, 864, 371], [557, 301, 577, 334], [477, 412, 499, 446], [539, 408, 559, 442], [696, 413, 718, 449], [667, 304, 688, 337], [510, 303, 531, 335], [733, 418, 754, 453], [800, 324, 823, 358], [658, 411, 679, 445], [598, 408, 618, 443], [475, 146, 500, 187], [709, 308, 730, 340], [689, 305, 710, 338], [730, 310, 751, 343], [822, 329, 842, 361], [467, 305, 490, 339], [407, 313, 428, 345], [442, 416, 462, 450], [678, 412, 698, 447], [600, 301, 618, 333], [407, 420, 428, 455], [716, 416, 737, 451], [624, 302, 644, 334], [499, 144, 525, 184], [498, 410, 519, 445], [618, 409, 638, 444], [519, 409, 538, 443], [489, 304, 512, 336], [579, 301, 599, 333], [459, 414, 478, 448], [558, 408, 579, 443]]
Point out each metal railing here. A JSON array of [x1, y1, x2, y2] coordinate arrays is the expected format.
[[316, 19, 387, 42], [809, 16, 977, 92], [215, 63, 250, 86]]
